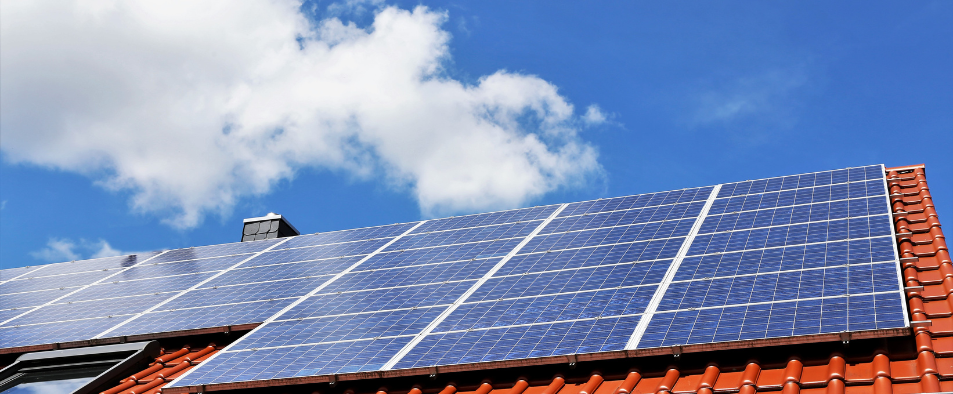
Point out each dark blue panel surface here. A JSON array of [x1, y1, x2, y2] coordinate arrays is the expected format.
[[27, 253, 159, 277], [701, 196, 889, 234], [280, 223, 420, 249], [115, 254, 253, 280], [0, 317, 124, 349], [203, 260, 345, 288], [1, 266, 40, 281], [637, 292, 905, 348], [161, 277, 327, 310], [150, 239, 282, 264], [522, 220, 694, 253], [686, 215, 893, 256], [470, 260, 671, 302], [497, 239, 680, 276], [231, 307, 444, 350], [658, 262, 900, 311], [1, 270, 115, 295], [110, 299, 295, 337], [543, 202, 704, 235], [716, 166, 882, 199], [437, 286, 657, 332], [243, 239, 389, 267], [394, 316, 640, 369], [387, 221, 540, 251], [62, 273, 216, 303], [281, 281, 474, 320], [674, 237, 897, 281], [360, 239, 523, 271], [411, 206, 557, 234], [174, 337, 412, 384], [559, 187, 713, 218], [3, 293, 171, 326], [0, 288, 73, 310], [321, 259, 498, 294]]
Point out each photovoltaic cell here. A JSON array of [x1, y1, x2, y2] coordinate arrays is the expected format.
[[160, 277, 328, 310], [177, 337, 412, 383], [637, 292, 905, 348], [541, 201, 705, 235], [229, 307, 445, 350], [386, 221, 540, 251], [149, 239, 283, 264], [522, 219, 694, 253], [436, 286, 658, 332], [468, 260, 671, 302], [9, 293, 172, 325], [411, 206, 558, 233], [0, 288, 73, 310], [393, 316, 641, 369], [26, 253, 160, 277], [319, 259, 498, 294], [279, 222, 420, 249], [0, 270, 116, 295], [0, 317, 124, 349], [114, 254, 255, 280], [360, 239, 524, 271], [108, 299, 295, 337], [558, 187, 713, 217], [280, 281, 474, 320], [1, 266, 40, 281], [241, 239, 390, 267], [61, 273, 217, 302]]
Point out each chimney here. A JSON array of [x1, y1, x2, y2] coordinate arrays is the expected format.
[[241, 213, 299, 242]]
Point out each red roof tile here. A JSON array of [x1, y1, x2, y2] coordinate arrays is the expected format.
[[99, 343, 220, 394]]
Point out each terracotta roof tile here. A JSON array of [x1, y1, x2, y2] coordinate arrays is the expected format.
[[99, 343, 220, 394]]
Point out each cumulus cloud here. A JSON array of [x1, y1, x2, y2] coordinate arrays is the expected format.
[[30, 238, 127, 263], [0, 1, 603, 228]]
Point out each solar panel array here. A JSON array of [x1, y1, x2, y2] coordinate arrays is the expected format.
[[0, 165, 906, 388]]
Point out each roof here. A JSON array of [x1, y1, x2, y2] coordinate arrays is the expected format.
[[168, 164, 953, 393], [1, 164, 945, 394]]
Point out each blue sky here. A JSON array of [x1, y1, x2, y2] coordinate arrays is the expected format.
[[1, 1, 950, 269]]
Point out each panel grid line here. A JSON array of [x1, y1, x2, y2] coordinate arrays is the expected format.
[[0, 251, 171, 326], [540, 216, 698, 237], [715, 178, 881, 201], [671, 259, 900, 285], [92, 239, 292, 338], [380, 203, 569, 370], [167, 220, 429, 387], [707, 194, 885, 218], [685, 233, 895, 259], [696, 212, 889, 236], [0, 266, 51, 285], [558, 200, 703, 220], [626, 184, 722, 349]]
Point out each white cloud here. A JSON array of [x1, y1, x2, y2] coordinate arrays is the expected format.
[[30, 239, 82, 263], [583, 105, 607, 125], [30, 238, 127, 263], [0, 1, 603, 228]]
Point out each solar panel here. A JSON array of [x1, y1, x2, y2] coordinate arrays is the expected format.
[[0, 165, 907, 389], [632, 165, 904, 348]]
